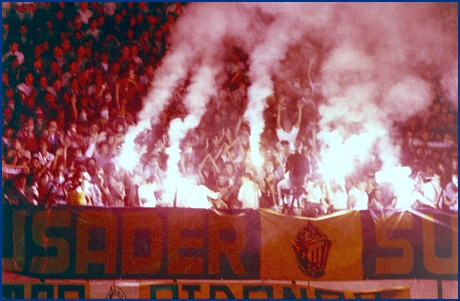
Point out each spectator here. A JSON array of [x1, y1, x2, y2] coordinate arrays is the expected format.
[[41, 119, 63, 155], [96, 50, 110, 75], [130, 43, 143, 69], [442, 171, 458, 212], [103, 2, 117, 16], [368, 186, 385, 211], [37, 75, 56, 103], [104, 162, 126, 207], [85, 17, 102, 42], [5, 137, 31, 166], [276, 100, 304, 145], [277, 140, 311, 206], [2, 41, 25, 65], [52, 9, 67, 35], [152, 28, 165, 59], [238, 172, 261, 209], [305, 173, 328, 216], [104, 61, 121, 94], [16, 117, 39, 153], [325, 179, 348, 213], [2, 127, 15, 156], [44, 168, 67, 206], [18, 24, 34, 58], [138, 29, 152, 58], [47, 59, 63, 83], [213, 173, 238, 209], [5, 174, 37, 206], [108, 11, 126, 37], [42, 20, 59, 48], [84, 157, 105, 207], [139, 64, 155, 92], [34, 106, 47, 138], [62, 60, 80, 88], [77, 2, 94, 28], [260, 157, 283, 208], [118, 44, 132, 73], [87, 70, 109, 106], [347, 177, 369, 211], [65, 170, 91, 206], [52, 45, 66, 70], [16, 72, 37, 105], [2, 106, 14, 129], [79, 61, 95, 92], [75, 44, 89, 72], [33, 139, 55, 169], [2, 23, 12, 54]]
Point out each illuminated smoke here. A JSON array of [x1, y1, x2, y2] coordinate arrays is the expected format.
[[316, 3, 457, 188], [162, 64, 221, 206], [117, 47, 192, 171], [119, 3, 456, 202]]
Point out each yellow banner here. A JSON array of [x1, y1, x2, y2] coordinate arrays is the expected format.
[[259, 209, 364, 280]]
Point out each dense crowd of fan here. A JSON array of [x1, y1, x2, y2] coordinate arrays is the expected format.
[[2, 2, 458, 216]]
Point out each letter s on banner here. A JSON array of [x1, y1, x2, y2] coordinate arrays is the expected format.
[[422, 213, 458, 275], [375, 213, 414, 275], [29, 209, 71, 274]]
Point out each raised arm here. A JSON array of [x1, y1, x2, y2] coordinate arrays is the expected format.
[[294, 101, 304, 128]]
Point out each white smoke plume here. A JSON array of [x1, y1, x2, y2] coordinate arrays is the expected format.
[[316, 2, 457, 186], [162, 64, 221, 206], [119, 3, 456, 200]]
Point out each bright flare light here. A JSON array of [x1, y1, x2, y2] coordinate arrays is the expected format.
[[318, 130, 374, 182], [249, 142, 264, 167], [114, 121, 150, 172], [138, 182, 157, 206], [115, 136, 140, 172], [375, 166, 416, 208], [375, 166, 412, 184]]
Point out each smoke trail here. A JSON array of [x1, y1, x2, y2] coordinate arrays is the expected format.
[[242, 2, 336, 166], [162, 63, 221, 206], [118, 3, 456, 205], [117, 46, 192, 170], [316, 3, 457, 189]]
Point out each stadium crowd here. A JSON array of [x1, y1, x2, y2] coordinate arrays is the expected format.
[[2, 2, 458, 216]]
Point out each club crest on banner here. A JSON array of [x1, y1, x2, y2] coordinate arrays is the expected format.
[[105, 284, 126, 299], [293, 221, 331, 278]]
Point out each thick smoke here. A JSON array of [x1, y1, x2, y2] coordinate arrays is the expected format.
[[316, 3, 457, 181], [121, 3, 457, 196], [162, 63, 221, 205]]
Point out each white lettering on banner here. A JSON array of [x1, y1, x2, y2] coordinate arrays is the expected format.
[[2, 165, 26, 174]]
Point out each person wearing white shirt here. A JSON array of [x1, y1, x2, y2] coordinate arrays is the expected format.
[[131, 44, 143, 66], [325, 179, 349, 213], [348, 179, 369, 210], [85, 18, 102, 41], [2, 41, 25, 66], [238, 173, 261, 210], [276, 99, 304, 146], [443, 173, 458, 212], [305, 174, 328, 215], [33, 139, 55, 168], [78, 2, 93, 26]]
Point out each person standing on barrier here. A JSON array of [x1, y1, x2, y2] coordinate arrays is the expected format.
[[277, 140, 311, 209]]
